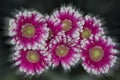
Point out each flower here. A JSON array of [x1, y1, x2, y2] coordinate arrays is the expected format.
[[12, 49, 51, 75], [8, 10, 49, 50], [80, 15, 104, 39], [48, 31, 80, 70], [46, 15, 61, 41], [52, 6, 84, 39], [80, 35, 117, 74]]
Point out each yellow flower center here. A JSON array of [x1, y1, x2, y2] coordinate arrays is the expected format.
[[26, 50, 40, 63], [48, 29, 53, 39], [21, 24, 36, 38], [81, 28, 91, 39], [89, 46, 104, 62], [55, 45, 69, 57], [62, 19, 72, 32]]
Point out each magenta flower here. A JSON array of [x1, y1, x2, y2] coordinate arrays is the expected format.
[[52, 6, 84, 39], [9, 10, 49, 50], [46, 15, 61, 41], [81, 15, 104, 39], [80, 36, 117, 74], [48, 31, 80, 70], [12, 49, 51, 75]]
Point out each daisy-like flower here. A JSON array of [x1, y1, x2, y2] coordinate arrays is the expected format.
[[9, 10, 49, 50], [12, 49, 51, 75], [48, 31, 80, 70], [80, 35, 117, 75], [46, 15, 61, 41], [80, 15, 104, 39], [52, 6, 84, 39]]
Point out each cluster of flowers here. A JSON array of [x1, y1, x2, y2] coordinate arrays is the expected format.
[[8, 6, 118, 76]]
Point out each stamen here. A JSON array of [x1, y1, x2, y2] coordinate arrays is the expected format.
[[81, 28, 91, 39], [21, 24, 36, 38], [62, 19, 72, 32], [89, 46, 104, 62], [48, 29, 53, 39], [26, 50, 40, 63], [56, 45, 69, 57]]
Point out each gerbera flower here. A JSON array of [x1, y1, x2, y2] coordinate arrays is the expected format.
[[52, 6, 84, 39], [9, 10, 49, 50], [80, 15, 104, 39], [12, 49, 51, 75], [46, 15, 61, 41], [48, 31, 80, 70], [80, 35, 117, 74]]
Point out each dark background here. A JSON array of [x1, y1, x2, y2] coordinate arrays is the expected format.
[[0, 0, 120, 80]]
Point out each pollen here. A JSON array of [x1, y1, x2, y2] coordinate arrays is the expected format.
[[21, 24, 36, 38], [56, 45, 69, 57], [62, 19, 72, 32], [26, 50, 40, 63], [89, 46, 104, 62], [48, 29, 53, 39], [81, 28, 91, 39]]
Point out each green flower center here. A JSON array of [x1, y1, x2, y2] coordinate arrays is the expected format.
[[62, 19, 72, 32], [81, 28, 91, 39], [21, 24, 36, 38], [26, 50, 40, 63], [55, 45, 69, 57], [89, 46, 104, 62]]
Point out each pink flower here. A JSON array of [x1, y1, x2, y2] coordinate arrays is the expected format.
[[46, 15, 61, 41], [48, 31, 80, 70], [51, 6, 84, 39], [80, 15, 104, 39], [12, 49, 51, 75], [9, 10, 49, 50], [80, 36, 117, 74]]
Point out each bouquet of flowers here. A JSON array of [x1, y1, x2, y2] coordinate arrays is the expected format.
[[8, 5, 118, 76]]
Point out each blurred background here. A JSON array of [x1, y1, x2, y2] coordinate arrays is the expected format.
[[0, 0, 120, 80]]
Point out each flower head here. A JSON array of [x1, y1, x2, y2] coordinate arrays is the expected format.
[[12, 49, 51, 75], [80, 36, 117, 74], [52, 6, 84, 39], [46, 15, 61, 41], [9, 10, 49, 50], [48, 31, 80, 70], [81, 15, 104, 39]]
